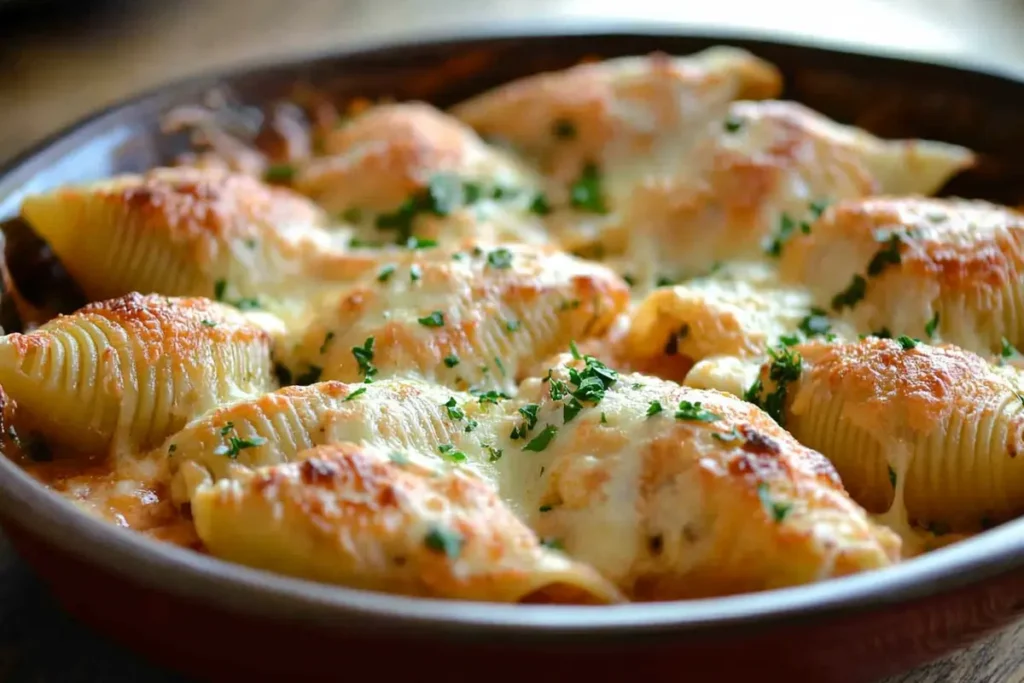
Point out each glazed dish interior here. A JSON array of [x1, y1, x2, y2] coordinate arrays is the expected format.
[[0, 44, 1022, 606]]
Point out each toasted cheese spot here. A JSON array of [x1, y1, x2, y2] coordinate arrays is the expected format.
[[771, 338, 1024, 546], [191, 442, 623, 604], [781, 197, 1024, 355], [616, 101, 973, 290], [496, 359, 898, 599], [278, 242, 630, 394], [0, 293, 272, 454], [19, 166, 376, 304]]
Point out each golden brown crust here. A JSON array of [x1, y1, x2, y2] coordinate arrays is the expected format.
[[191, 442, 623, 603]]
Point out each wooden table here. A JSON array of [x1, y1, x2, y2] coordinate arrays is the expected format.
[[0, 1, 1023, 681]]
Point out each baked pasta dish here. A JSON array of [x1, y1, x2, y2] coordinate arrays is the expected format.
[[4, 45, 1018, 605]]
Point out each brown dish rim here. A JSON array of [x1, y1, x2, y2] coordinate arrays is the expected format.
[[1, 20, 1024, 641]]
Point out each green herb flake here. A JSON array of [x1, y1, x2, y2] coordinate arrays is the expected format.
[[443, 354, 460, 368], [529, 192, 552, 215], [1001, 337, 1019, 359], [344, 387, 367, 402], [213, 279, 227, 301], [897, 335, 920, 350], [600, 412, 608, 425], [437, 444, 467, 463], [406, 236, 438, 250], [217, 435, 268, 459], [723, 115, 743, 133], [424, 524, 464, 558], [494, 356, 507, 377], [569, 163, 609, 214], [562, 397, 584, 424], [646, 400, 663, 418], [486, 247, 514, 269], [831, 274, 867, 312], [200, 319, 217, 328], [220, 422, 235, 436], [409, 264, 422, 282], [798, 308, 831, 338], [888, 465, 897, 488], [486, 445, 503, 462], [475, 390, 508, 405], [319, 331, 335, 354], [779, 334, 800, 347], [377, 264, 397, 283], [263, 163, 295, 183], [351, 336, 377, 381], [341, 207, 363, 223], [867, 234, 903, 276], [523, 425, 559, 452], [757, 482, 792, 523], [443, 397, 465, 421], [541, 538, 565, 551], [711, 428, 743, 443], [674, 400, 721, 423], [764, 212, 798, 257], [925, 311, 940, 339], [761, 344, 803, 427], [539, 504, 554, 512], [505, 319, 521, 333], [418, 311, 445, 328]]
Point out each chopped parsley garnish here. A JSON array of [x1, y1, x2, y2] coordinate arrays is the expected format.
[[234, 297, 262, 311], [319, 331, 335, 354], [511, 403, 541, 440], [523, 425, 559, 452], [485, 445, 503, 462], [409, 264, 422, 282], [925, 311, 940, 339], [1001, 337, 1019, 359], [655, 275, 678, 288], [494, 356, 507, 376], [351, 337, 377, 380], [798, 308, 831, 338], [831, 274, 867, 312], [539, 505, 553, 513], [600, 412, 608, 424], [443, 354, 460, 368], [220, 422, 235, 436], [438, 444, 467, 462], [296, 365, 323, 385], [569, 163, 609, 214], [348, 238, 384, 249], [674, 401, 720, 422], [417, 311, 445, 327], [211, 278, 261, 310], [867, 234, 903, 276], [406, 236, 438, 250], [562, 398, 584, 423], [646, 400, 663, 417], [168, 443, 177, 454], [464, 419, 478, 433], [552, 118, 577, 139], [757, 482, 792, 523], [530, 192, 552, 215], [723, 115, 743, 133], [263, 163, 295, 183], [200, 319, 217, 328], [622, 274, 636, 287], [377, 264, 396, 283], [748, 345, 803, 427], [888, 465, 897, 488], [872, 327, 893, 339], [897, 335, 920, 350], [808, 199, 830, 219], [541, 538, 565, 551], [344, 387, 367, 402], [424, 524, 464, 558], [505, 320, 521, 333], [475, 390, 508, 405], [443, 397, 465, 421], [486, 247, 514, 269], [764, 212, 798, 257], [213, 279, 227, 301], [217, 434, 268, 459], [569, 340, 582, 360], [778, 334, 800, 347]]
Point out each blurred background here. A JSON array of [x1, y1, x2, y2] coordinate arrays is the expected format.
[[2, 0, 1024, 163]]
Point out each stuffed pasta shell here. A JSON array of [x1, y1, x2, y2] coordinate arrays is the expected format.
[[164, 378, 506, 506], [620, 262, 853, 394], [485, 353, 899, 599], [19, 166, 376, 305], [277, 242, 630, 393], [751, 337, 1024, 544], [191, 442, 623, 604], [0, 293, 273, 454], [294, 103, 550, 246], [617, 101, 973, 289], [779, 197, 1024, 355]]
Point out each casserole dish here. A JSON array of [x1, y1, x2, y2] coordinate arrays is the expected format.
[[1, 24, 1024, 683]]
